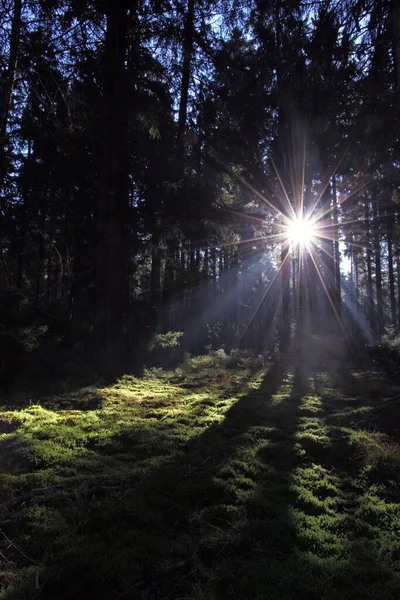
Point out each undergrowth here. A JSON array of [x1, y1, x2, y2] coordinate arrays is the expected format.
[[0, 354, 399, 599]]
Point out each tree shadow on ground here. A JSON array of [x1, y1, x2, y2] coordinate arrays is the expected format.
[[292, 365, 400, 600], [39, 351, 314, 600], [4, 351, 400, 600], [30, 352, 293, 599]]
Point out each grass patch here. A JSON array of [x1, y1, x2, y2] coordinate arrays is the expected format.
[[0, 361, 399, 598]]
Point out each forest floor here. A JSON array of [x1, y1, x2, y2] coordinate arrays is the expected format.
[[0, 351, 400, 599]]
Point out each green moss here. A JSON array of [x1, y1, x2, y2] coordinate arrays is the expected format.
[[0, 361, 400, 599]]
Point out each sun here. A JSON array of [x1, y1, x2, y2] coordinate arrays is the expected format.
[[287, 217, 314, 246]]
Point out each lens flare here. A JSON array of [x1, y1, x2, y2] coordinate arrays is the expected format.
[[287, 218, 314, 246]]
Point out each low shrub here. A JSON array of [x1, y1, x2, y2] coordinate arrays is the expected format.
[[373, 327, 400, 376]]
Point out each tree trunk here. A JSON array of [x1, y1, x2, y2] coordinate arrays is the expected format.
[[232, 248, 239, 347], [176, 0, 195, 160], [159, 0, 196, 337], [387, 232, 396, 325], [292, 250, 296, 319], [16, 137, 31, 307], [46, 224, 53, 306], [321, 184, 335, 328], [35, 209, 46, 306], [163, 244, 175, 330], [150, 239, 162, 309], [393, 0, 400, 94], [397, 253, 400, 327], [365, 201, 374, 328], [332, 175, 341, 312], [95, 1, 129, 362], [372, 200, 384, 333], [280, 244, 290, 350], [354, 253, 359, 305], [211, 247, 217, 289], [204, 247, 209, 279], [0, 0, 22, 189]]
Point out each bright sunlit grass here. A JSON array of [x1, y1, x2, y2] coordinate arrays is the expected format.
[[287, 217, 314, 246]]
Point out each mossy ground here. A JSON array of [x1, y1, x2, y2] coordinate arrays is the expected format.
[[0, 352, 399, 599]]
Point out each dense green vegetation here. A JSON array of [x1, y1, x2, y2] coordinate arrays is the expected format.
[[1, 348, 399, 599], [1, 1, 400, 597]]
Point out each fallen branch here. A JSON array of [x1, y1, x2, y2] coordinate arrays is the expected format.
[[0, 528, 39, 565], [0, 484, 129, 513], [0, 485, 66, 512]]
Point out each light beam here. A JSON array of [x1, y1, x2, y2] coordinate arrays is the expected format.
[[287, 218, 314, 246]]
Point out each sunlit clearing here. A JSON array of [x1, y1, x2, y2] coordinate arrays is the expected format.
[[270, 375, 293, 405], [288, 218, 314, 246]]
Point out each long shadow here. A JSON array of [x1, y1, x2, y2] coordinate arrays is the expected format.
[[127, 353, 309, 600], [30, 353, 295, 599], [130, 354, 311, 599], [199, 360, 310, 599], [296, 365, 400, 600], [6, 354, 399, 600]]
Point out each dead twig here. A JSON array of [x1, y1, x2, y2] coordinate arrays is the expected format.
[[0, 485, 67, 512], [0, 484, 129, 513], [0, 528, 39, 565]]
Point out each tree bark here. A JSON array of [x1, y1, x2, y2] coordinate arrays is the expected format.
[[176, 0, 195, 161], [354, 252, 359, 305], [387, 231, 396, 325], [159, 0, 196, 334], [372, 199, 384, 333], [281, 244, 290, 350], [95, 1, 129, 361], [0, 0, 22, 190], [332, 175, 341, 312], [35, 209, 46, 306], [392, 0, 400, 94], [397, 253, 400, 326], [16, 137, 31, 307], [162, 244, 175, 330], [365, 200, 374, 328]]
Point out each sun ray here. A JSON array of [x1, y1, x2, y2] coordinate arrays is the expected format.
[[338, 213, 393, 228], [209, 120, 386, 358], [340, 239, 375, 251], [203, 233, 286, 253], [337, 177, 374, 206], [270, 157, 297, 221], [338, 180, 373, 204], [300, 121, 307, 217], [239, 251, 291, 342], [307, 246, 345, 335], [311, 218, 339, 231], [290, 129, 297, 203], [296, 244, 305, 309], [312, 239, 335, 261], [288, 134, 298, 211], [217, 207, 268, 224], [212, 152, 288, 220], [313, 176, 374, 224], [306, 132, 358, 220]]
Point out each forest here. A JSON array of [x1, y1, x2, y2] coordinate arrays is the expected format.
[[0, 0, 400, 599]]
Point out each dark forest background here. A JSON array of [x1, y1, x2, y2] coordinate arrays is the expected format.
[[1, 0, 399, 382]]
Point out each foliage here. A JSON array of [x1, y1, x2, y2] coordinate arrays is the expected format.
[[153, 330, 184, 349], [373, 327, 400, 375], [0, 0, 398, 372], [9, 325, 49, 352]]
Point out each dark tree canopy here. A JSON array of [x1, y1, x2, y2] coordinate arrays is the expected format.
[[0, 0, 399, 380]]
